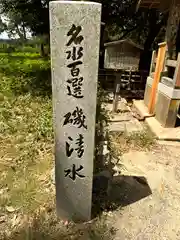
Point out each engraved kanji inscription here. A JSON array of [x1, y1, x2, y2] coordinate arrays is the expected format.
[[66, 24, 84, 46], [67, 61, 82, 77], [66, 46, 83, 61], [75, 134, 84, 158], [65, 134, 84, 158], [63, 107, 87, 129], [66, 136, 74, 157], [64, 164, 85, 180], [67, 77, 83, 98]]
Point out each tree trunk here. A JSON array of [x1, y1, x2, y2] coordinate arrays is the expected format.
[[176, 21, 180, 57], [22, 21, 27, 41], [166, 0, 180, 59], [15, 24, 25, 42], [40, 43, 45, 57], [139, 11, 168, 71], [40, 34, 50, 57]]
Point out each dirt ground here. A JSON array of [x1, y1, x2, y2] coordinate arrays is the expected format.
[[106, 143, 180, 240]]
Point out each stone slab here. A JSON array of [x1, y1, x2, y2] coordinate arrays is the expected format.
[[50, 0, 101, 222], [144, 77, 153, 107], [105, 101, 129, 113], [155, 91, 179, 128], [125, 119, 144, 134], [157, 140, 180, 147], [133, 100, 154, 119], [158, 82, 180, 99], [120, 151, 165, 191], [110, 112, 133, 122], [109, 122, 125, 133], [146, 117, 180, 141]]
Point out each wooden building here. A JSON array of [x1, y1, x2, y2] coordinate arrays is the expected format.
[[104, 39, 143, 70], [136, 0, 172, 10], [137, 0, 180, 59], [135, 0, 180, 128]]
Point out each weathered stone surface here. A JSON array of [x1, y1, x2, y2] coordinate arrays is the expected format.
[[146, 117, 180, 141], [133, 99, 154, 119], [144, 78, 153, 107], [110, 112, 132, 122], [155, 91, 179, 128], [109, 122, 126, 133], [50, 1, 101, 222], [105, 100, 129, 113], [125, 119, 144, 134]]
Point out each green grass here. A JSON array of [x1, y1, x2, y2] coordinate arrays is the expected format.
[[0, 52, 115, 239], [0, 52, 51, 96], [0, 94, 53, 213], [110, 129, 156, 158]]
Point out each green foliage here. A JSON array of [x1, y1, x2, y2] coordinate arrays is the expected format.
[[0, 0, 49, 36], [0, 52, 116, 238], [0, 41, 40, 54], [96, 87, 108, 145], [1, 95, 53, 140], [110, 129, 155, 158], [94, 84, 110, 173], [0, 52, 51, 96], [125, 131, 155, 150], [15, 45, 39, 53], [0, 16, 7, 33]]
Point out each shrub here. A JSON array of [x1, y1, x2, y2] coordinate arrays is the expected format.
[[0, 53, 51, 96]]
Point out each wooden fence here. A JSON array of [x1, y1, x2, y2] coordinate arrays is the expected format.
[[98, 68, 148, 92]]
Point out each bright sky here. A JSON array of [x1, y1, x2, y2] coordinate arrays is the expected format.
[[0, 31, 9, 39], [0, 15, 32, 40], [0, 30, 32, 40], [0, 15, 9, 39], [0, 15, 32, 39]]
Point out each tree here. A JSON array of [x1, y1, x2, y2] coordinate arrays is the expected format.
[[0, 0, 49, 55], [0, 0, 168, 68], [100, 0, 168, 70], [2, 13, 29, 40], [0, 0, 49, 36], [0, 16, 7, 34], [139, 10, 168, 70]]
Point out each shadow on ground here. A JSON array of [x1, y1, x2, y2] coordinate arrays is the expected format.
[[92, 87, 152, 217], [92, 172, 152, 217]]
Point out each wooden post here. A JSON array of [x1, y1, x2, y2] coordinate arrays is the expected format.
[[128, 67, 132, 90], [149, 50, 156, 76], [148, 42, 167, 114], [112, 72, 121, 112], [173, 53, 180, 88]]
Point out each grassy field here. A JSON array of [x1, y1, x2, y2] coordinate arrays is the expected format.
[[0, 52, 115, 239]]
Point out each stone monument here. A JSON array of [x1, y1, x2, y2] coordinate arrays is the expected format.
[[49, 1, 102, 222]]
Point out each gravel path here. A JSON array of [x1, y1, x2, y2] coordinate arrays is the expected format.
[[107, 145, 180, 239]]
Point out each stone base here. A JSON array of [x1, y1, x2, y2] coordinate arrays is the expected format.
[[144, 76, 159, 108], [145, 117, 180, 141], [155, 83, 180, 128], [125, 119, 144, 135], [109, 122, 125, 133], [144, 77, 153, 107], [133, 100, 154, 120], [155, 93, 180, 128]]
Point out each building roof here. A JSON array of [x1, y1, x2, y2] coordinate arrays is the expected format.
[[104, 39, 144, 50], [136, 0, 175, 11], [136, 0, 160, 9]]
